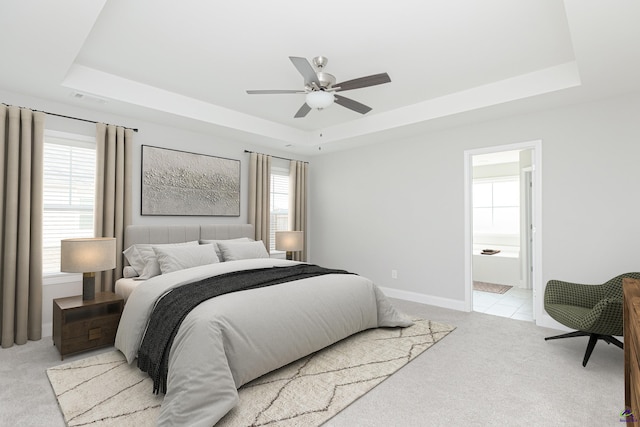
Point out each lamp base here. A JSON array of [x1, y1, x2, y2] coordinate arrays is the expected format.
[[286, 251, 293, 260], [82, 272, 96, 300]]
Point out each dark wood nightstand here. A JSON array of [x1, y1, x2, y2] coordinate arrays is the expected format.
[[52, 292, 124, 360]]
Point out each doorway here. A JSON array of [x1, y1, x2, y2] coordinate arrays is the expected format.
[[463, 141, 542, 323]]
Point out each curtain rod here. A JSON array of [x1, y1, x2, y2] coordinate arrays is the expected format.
[[2, 102, 139, 133], [244, 149, 308, 164]]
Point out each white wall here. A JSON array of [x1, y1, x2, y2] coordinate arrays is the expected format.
[[310, 93, 640, 320], [473, 161, 519, 179]]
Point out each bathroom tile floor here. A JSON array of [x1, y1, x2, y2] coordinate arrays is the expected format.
[[473, 286, 533, 321]]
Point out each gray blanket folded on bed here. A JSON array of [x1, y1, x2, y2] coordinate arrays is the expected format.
[[137, 264, 353, 393]]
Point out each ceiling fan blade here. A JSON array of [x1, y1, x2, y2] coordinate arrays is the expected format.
[[334, 94, 372, 115], [246, 89, 304, 94], [294, 103, 312, 118], [289, 56, 321, 87], [334, 73, 391, 92]]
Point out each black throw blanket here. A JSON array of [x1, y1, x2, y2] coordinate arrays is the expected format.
[[137, 264, 352, 394]]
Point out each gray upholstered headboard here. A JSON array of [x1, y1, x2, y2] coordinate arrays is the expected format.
[[123, 224, 254, 265]]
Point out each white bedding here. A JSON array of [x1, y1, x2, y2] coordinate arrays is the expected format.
[[114, 277, 140, 303], [115, 258, 412, 426]]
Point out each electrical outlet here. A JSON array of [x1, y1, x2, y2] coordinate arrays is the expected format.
[[391, 269, 398, 279]]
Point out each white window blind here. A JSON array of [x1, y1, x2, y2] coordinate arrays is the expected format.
[[43, 133, 96, 275], [269, 168, 289, 253], [472, 176, 520, 234]]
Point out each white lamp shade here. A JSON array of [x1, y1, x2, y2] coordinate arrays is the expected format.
[[275, 231, 304, 252], [305, 91, 334, 109], [60, 237, 116, 273]]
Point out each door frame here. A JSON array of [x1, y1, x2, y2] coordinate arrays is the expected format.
[[521, 167, 533, 291], [463, 140, 543, 323]]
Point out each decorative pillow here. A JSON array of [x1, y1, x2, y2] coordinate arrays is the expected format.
[[123, 241, 198, 278], [138, 258, 161, 280], [200, 237, 252, 261], [153, 244, 219, 274], [216, 240, 270, 261], [122, 266, 138, 279]]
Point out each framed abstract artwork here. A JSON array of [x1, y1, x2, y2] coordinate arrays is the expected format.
[[141, 145, 240, 216]]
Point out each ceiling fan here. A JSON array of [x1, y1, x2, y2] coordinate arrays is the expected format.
[[246, 56, 391, 118]]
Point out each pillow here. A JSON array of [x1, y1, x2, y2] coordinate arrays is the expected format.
[[138, 258, 161, 280], [153, 244, 219, 274], [216, 240, 270, 261], [122, 266, 138, 279], [200, 237, 251, 261], [123, 241, 198, 278]]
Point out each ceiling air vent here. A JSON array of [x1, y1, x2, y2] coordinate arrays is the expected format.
[[70, 91, 107, 104]]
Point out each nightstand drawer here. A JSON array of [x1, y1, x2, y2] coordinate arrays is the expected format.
[[62, 315, 119, 339], [60, 316, 120, 355]]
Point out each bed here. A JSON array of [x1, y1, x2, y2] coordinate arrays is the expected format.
[[114, 224, 412, 426]]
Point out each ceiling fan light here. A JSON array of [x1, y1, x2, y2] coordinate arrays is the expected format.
[[306, 91, 334, 109]]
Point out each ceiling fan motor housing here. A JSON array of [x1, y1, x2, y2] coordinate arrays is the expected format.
[[315, 72, 336, 90], [312, 56, 329, 70]]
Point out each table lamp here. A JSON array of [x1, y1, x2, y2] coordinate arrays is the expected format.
[[61, 237, 116, 300], [275, 231, 304, 260]]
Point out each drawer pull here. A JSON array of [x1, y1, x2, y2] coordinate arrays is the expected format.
[[88, 328, 102, 340]]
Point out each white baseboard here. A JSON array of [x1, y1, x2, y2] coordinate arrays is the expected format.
[[378, 286, 467, 312]]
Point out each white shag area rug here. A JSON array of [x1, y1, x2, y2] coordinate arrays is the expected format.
[[47, 319, 454, 426]]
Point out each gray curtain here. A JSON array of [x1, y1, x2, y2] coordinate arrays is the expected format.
[[0, 105, 45, 348], [94, 123, 133, 293], [289, 160, 308, 261], [248, 152, 271, 249]]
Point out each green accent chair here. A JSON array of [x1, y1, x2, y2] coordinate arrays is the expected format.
[[544, 272, 640, 367]]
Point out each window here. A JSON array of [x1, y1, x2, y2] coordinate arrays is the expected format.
[[473, 176, 519, 234], [269, 167, 289, 253], [43, 131, 96, 275]]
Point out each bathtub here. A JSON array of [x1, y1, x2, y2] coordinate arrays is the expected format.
[[472, 247, 521, 287]]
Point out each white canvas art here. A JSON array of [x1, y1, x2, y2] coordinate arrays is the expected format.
[[141, 145, 240, 216]]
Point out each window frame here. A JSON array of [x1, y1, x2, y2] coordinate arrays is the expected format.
[[472, 175, 520, 236], [42, 130, 97, 283], [269, 165, 290, 254]]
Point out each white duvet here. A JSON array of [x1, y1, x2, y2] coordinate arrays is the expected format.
[[115, 258, 412, 426]]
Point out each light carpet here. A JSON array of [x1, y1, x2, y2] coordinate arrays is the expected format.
[[47, 319, 454, 426]]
